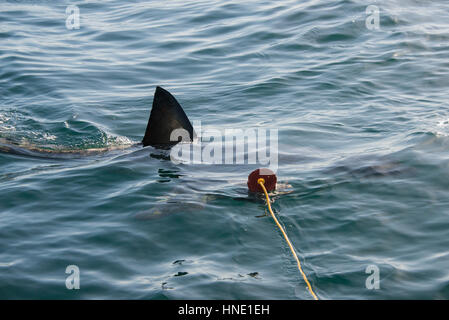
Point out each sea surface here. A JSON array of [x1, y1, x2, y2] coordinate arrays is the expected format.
[[0, 0, 449, 299]]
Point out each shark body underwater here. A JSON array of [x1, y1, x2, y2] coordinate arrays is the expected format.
[[0, 86, 194, 157], [0, 86, 409, 186], [0, 86, 288, 220]]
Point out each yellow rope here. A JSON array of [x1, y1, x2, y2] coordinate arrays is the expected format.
[[257, 178, 319, 300]]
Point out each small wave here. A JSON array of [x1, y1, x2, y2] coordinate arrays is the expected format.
[[0, 112, 137, 158]]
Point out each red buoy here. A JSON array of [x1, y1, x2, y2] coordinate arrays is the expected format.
[[247, 168, 277, 193]]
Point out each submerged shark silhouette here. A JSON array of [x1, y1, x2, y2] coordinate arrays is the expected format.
[[0, 86, 194, 157], [0, 86, 412, 183]]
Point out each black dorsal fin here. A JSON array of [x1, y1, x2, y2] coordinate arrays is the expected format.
[[142, 86, 195, 148]]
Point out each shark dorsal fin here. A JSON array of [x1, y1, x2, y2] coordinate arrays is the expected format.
[[142, 86, 195, 148]]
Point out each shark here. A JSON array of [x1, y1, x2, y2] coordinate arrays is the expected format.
[[0, 86, 195, 157], [0, 86, 408, 218]]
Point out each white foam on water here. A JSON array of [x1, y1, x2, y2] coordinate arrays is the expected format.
[[435, 118, 449, 137], [0, 114, 10, 124], [106, 133, 137, 148], [0, 125, 15, 132], [0, 113, 14, 132]]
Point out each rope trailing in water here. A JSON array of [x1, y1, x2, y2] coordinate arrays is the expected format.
[[257, 178, 319, 300]]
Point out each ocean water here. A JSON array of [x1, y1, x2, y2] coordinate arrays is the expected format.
[[0, 0, 449, 299]]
